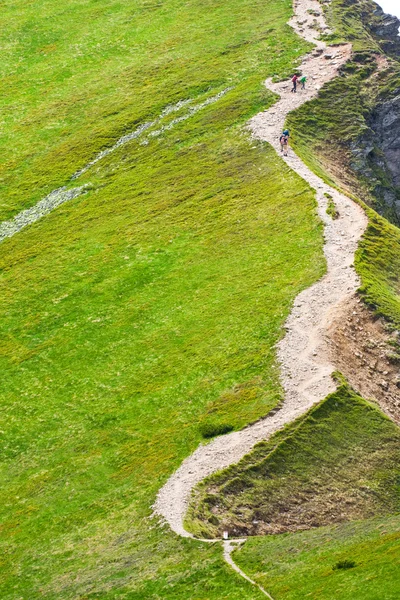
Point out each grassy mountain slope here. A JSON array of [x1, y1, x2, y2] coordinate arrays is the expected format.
[[0, 0, 309, 221], [186, 384, 400, 539], [235, 514, 400, 600], [182, 1, 400, 596], [0, 0, 327, 598]]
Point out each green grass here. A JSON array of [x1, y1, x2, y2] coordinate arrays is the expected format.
[[234, 514, 400, 599], [185, 384, 400, 539], [356, 210, 400, 326], [0, 128, 326, 600], [0, 0, 311, 221], [286, 54, 400, 215], [2, 0, 399, 597], [0, 0, 328, 597], [325, 192, 339, 219]]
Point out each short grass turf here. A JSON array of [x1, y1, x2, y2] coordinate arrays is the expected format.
[[185, 384, 400, 539], [0, 0, 327, 597], [0, 0, 310, 221], [356, 210, 400, 326], [234, 513, 400, 600]]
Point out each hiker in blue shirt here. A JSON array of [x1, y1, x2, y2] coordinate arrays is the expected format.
[[279, 130, 289, 156]]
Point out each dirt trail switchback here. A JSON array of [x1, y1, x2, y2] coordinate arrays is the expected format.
[[154, 0, 368, 542]]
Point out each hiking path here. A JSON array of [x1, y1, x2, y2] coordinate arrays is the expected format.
[[154, 0, 367, 593]]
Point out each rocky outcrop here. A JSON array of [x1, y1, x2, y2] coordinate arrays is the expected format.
[[350, 91, 400, 224], [341, 0, 400, 222], [373, 94, 400, 190], [369, 5, 400, 56], [348, 0, 400, 57]]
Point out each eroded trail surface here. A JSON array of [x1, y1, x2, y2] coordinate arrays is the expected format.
[[154, 0, 368, 539]]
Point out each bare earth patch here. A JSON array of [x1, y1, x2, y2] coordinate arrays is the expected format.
[[329, 295, 400, 424]]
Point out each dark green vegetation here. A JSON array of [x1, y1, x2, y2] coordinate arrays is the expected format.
[[325, 192, 339, 219], [235, 514, 400, 599], [0, 0, 327, 598], [199, 422, 234, 439], [333, 559, 357, 570], [186, 384, 400, 539]]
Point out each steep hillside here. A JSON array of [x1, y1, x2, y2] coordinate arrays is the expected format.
[[183, 0, 400, 597], [1, 0, 400, 598], [0, 0, 325, 598], [235, 513, 400, 600], [0, 0, 310, 221], [288, 0, 400, 223]]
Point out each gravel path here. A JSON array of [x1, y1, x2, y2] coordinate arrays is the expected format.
[[153, 0, 368, 542]]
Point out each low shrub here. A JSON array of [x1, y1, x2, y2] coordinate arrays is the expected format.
[[333, 559, 357, 570], [199, 422, 234, 439]]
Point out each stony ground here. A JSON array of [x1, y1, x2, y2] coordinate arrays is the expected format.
[[329, 295, 400, 424]]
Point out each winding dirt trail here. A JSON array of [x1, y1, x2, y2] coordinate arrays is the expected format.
[[154, 0, 368, 552], [154, 1, 369, 596], [154, 0, 367, 542]]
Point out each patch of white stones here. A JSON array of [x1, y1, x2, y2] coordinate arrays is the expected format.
[[0, 89, 232, 244], [0, 185, 89, 243]]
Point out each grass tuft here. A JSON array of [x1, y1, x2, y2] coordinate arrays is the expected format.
[[325, 192, 339, 219], [199, 422, 234, 439], [333, 559, 357, 570]]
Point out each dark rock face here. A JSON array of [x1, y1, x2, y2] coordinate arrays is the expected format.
[[369, 8, 400, 56], [351, 94, 400, 223], [374, 95, 400, 189], [345, 1, 400, 222]]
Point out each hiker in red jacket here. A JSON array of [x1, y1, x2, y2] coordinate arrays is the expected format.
[[291, 74, 298, 93]]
